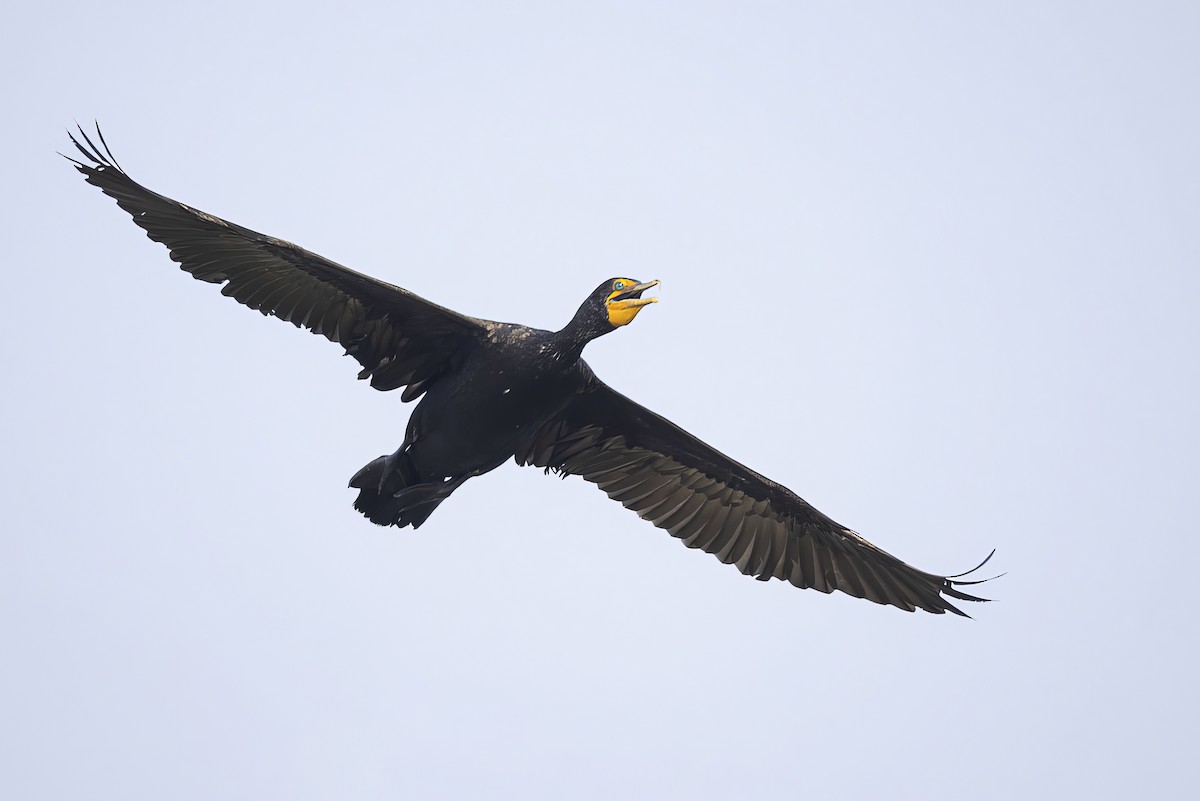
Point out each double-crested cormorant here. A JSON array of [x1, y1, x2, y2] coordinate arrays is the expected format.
[[67, 125, 994, 615]]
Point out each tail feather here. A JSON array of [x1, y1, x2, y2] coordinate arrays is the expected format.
[[349, 452, 461, 529]]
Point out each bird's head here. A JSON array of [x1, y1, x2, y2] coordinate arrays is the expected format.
[[598, 277, 660, 328], [559, 277, 659, 350]]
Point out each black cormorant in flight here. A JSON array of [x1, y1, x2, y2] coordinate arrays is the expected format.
[[67, 125, 994, 616]]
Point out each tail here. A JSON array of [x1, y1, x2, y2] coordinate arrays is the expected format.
[[348, 451, 465, 529]]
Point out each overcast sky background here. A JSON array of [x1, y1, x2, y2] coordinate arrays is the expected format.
[[3, 2, 1197, 799]]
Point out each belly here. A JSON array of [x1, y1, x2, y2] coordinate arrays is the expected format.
[[406, 364, 577, 478]]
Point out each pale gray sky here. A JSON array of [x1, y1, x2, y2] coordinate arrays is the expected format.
[[4, 2, 1197, 799]]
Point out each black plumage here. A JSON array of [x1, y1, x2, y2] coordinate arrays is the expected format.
[[67, 125, 995, 615]]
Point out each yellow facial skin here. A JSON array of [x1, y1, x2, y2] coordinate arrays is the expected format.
[[605, 279, 660, 327]]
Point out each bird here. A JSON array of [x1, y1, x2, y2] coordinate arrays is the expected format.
[[66, 124, 995, 616]]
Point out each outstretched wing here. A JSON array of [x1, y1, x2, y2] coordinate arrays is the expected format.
[[67, 125, 488, 400], [517, 377, 994, 615]]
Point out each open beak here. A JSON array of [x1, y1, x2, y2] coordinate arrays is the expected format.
[[610, 279, 660, 307]]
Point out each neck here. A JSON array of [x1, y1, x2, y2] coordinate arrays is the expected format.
[[551, 310, 605, 360]]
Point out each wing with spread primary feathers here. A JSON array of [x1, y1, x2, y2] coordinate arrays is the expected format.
[[517, 378, 994, 615], [67, 125, 488, 401]]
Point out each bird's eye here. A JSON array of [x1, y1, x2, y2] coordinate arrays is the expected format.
[[613, 280, 626, 290]]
